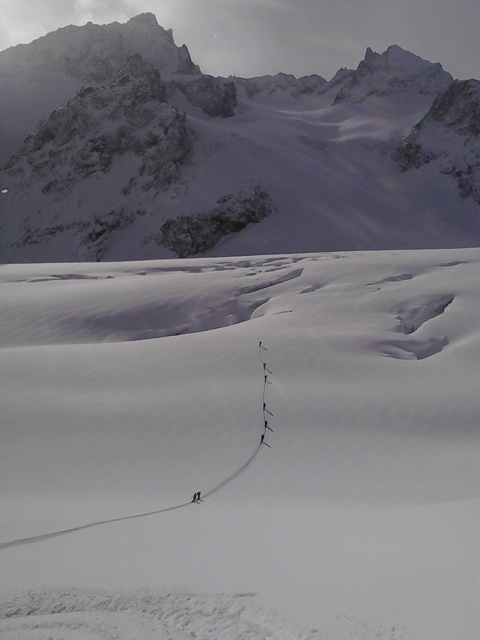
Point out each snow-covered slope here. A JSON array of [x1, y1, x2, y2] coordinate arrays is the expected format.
[[1, 248, 479, 639], [1, 16, 479, 262]]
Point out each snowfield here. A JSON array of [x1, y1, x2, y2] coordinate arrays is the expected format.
[[1, 249, 479, 639]]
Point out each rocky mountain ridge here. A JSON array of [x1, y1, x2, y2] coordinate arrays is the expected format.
[[0, 12, 200, 80], [335, 45, 453, 103], [0, 14, 479, 262], [5, 55, 190, 195], [396, 79, 480, 203]]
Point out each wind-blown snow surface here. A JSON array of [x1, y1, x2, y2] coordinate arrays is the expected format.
[[1, 249, 479, 639]]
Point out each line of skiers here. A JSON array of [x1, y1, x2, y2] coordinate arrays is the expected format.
[[259, 341, 273, 448], [191, 341, 273, 504]]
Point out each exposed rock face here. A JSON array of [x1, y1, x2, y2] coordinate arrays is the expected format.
[[5, 56, 190, 195], [394, 141, 435, 170], [158, 186, 275, 257], [421, 79, 480, 136], [233, 73, 327, 99], [396, 79, 480, 203], [167, 76, 237, 117], [11, 208, 143, 262], [334, 45, 453, 104], [326, 68, 355, 92]]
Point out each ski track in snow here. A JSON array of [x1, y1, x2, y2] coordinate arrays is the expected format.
[[0, 330, 269, 550], [0, 440, 264, 552], [1, 249, 479, 640], [0, 338, 273, 551]]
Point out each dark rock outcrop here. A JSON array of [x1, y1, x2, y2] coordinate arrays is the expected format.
[[158, 186, 274, 257], [167, 76, 237, 118], [395, 79, 480, 203]]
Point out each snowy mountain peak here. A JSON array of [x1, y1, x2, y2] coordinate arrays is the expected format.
[[335, 44, 453, 103], [0, 13, 200, 81], [126, 12, 161, 28], [363, 44, 435, 74], [124, 13, 175, 48]]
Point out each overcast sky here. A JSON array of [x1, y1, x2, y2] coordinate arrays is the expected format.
[[0, 0, 479, 80]]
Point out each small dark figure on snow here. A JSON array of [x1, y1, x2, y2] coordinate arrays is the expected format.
[[263, 402, 273, 416], [260, 434, 271, 448]]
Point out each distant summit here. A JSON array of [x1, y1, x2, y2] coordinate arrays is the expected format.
[[126, 12, 162, 28], [335, 44, 453, 103], [0, 12, 200, 80]]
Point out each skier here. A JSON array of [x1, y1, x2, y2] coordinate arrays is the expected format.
[[263, 403, 273, 416], [260, 434, 271, 448]]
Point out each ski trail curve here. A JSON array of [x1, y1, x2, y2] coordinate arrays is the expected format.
[[0, 344, 273, 551], [202, 442, 262, 500], [0, 502, 191, 550]]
